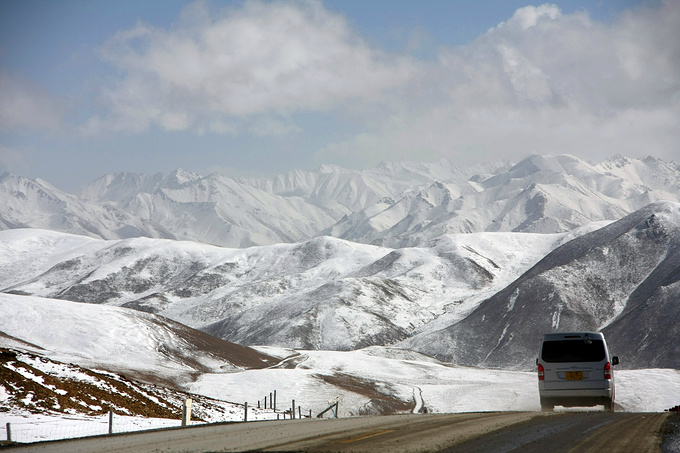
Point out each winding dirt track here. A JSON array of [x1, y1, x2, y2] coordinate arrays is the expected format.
[[6, 412, 669, 453]]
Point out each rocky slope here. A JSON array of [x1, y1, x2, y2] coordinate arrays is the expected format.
[[401, 201, 680, 370]]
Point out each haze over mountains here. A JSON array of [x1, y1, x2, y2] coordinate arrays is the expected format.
[[2, 154, 679, 373], [2, 154, 679, 248]]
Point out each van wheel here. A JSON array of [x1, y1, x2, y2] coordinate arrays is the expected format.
[[540, 398, 553, 411], [604, 399, 614, 412]]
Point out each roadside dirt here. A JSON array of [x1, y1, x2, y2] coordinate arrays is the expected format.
[[0, 348, 245, 423], [314, 373, 413, 415], [0, 348, 179, 419]]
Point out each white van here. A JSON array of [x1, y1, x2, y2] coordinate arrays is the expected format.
[[537, 331, 619, 411]]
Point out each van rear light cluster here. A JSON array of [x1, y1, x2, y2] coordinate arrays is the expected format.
[[604, 362, 612, 380], [538, 363, 545, 381]]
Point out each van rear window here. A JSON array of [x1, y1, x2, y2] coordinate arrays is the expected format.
[[541, 339, 606, 363]]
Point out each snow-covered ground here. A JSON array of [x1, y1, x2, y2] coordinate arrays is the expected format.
[[191, 347, 680, 415], [2, 354, 679, 444], [2, 326, 680, 444]]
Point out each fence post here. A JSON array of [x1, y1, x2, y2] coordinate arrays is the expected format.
[[244, 402, 248, 422], [274, 390, 277, 411], [298, 406, 302, 419], [108, 411, 113, 435], [292, 400, 296, 420], [5, 423, 11, 443], [182, 398, 192, 427]]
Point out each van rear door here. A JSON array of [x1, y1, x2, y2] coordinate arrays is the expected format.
[[540, 336, 607, 390]]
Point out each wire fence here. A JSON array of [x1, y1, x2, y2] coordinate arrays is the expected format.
[[1, 414, 182, 444], [2, 396, 335, 444]]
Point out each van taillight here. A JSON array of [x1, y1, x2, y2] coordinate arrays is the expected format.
[[538, 363, 544, 381], [604, 362, 612, 380]]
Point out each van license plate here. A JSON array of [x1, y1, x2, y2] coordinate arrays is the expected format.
[[566, 371, 583, 380]]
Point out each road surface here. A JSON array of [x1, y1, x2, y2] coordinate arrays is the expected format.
[[5, 412, 672, 452]]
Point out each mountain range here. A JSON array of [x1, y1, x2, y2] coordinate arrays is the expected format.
[[1, 153, 679, 373], [2, 154, 679, 248]]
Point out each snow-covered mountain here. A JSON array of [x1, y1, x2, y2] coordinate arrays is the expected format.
[[0, 228, 565, 351], [2, 202, 680, 369], [402, 201, 680, 370], [0, 173, 173, 240], [324, 155, 680, 246], [0, 293, 277, 386], [236, 160, 511, 213], [77, 169, 338, 247], [2, 154, 678, 248]]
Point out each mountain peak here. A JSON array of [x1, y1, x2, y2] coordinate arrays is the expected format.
[[166, 168, 201, 187]]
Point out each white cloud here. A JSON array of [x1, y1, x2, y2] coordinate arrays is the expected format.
[[81, 0, 680, 167], [0, 73, 64, 132], [319, 1, 680, 166], [87, 0, 415, 134]]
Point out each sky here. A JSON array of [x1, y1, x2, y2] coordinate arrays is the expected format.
[[0, 0, 678, 191]]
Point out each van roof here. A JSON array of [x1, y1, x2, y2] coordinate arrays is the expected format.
[[542, 332, 605, 341]]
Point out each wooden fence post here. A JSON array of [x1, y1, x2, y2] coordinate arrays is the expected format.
[[182, 398, 192, 427], [108, 411, 113, 434], [244, 402, 248, 422], [292, 400, 296, 420], [5, 423, 11, 443]]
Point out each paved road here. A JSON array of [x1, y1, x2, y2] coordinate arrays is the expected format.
[[5, 412, 670, 452]]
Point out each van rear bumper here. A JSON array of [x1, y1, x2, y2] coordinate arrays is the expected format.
[[540, 388, 613, 399], [540, 387, 614, 407]]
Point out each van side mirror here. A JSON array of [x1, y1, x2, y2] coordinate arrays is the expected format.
[[612, 356, 620, 366]]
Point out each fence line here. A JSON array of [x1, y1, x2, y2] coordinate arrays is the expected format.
[[1, 413, 182, 444], [2, 390, 325, 445]]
